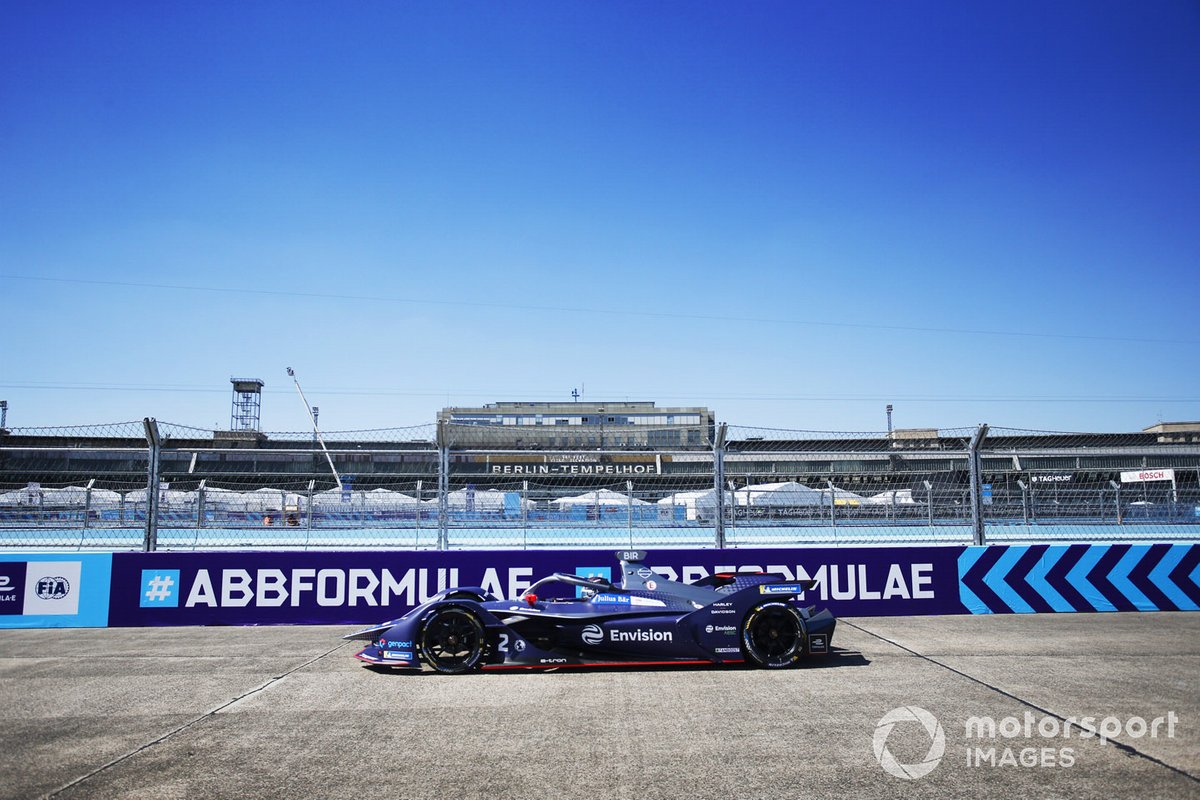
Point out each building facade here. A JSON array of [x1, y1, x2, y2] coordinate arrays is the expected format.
[[437, 401, 715, 450]]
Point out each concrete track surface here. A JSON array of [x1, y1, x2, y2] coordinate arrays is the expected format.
[[1, 614, 1197, 799]]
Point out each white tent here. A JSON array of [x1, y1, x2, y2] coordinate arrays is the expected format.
[[331, 489, 420, 506], [425, 488, 528, 511], [173, 487, 310, 513], [0, 486, 123, 507], [733, 481, 826, 507], [123, 487, 196, 507], [231, 487, 295, 512], [656, 489, 732, 520], [862, 489, 918, 506], [313, 488, 355, 505], [552, 489, 650, 507], [194, 487, 243, 510], [0, 488, 50, 506], [363, 488, 421, 506], [310, 487, 420, 506], [36, 486, 123, 506], [820, 486, 866, 506], [655, 488, 729, 506]]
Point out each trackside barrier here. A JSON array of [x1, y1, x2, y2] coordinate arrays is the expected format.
[[0, 553, 113, 627], [4, 524, 1197, 550], [958, 543, 1200, 614], [1, 543, 1197, 628]]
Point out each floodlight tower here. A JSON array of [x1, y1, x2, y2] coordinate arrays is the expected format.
[[230, 378, 265, 431]]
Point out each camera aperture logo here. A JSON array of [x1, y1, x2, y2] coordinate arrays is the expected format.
[[873, 706, 945, 780]]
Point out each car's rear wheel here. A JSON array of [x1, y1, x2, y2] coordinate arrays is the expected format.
[[420, 606, 486, 674], [741, 602, 806, 668]]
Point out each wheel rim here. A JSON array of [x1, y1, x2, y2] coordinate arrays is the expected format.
[[421, 608, 484, 673], [744, 604, 804, 667]]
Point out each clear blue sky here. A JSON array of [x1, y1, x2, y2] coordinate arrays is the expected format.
[[2, 1, 1197, 434]]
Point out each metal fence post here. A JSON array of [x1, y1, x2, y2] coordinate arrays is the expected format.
[[826, 480, 837, 527], [305, 479, 315, 533], [522, 480, 529, 550], [76, 478, 95, 549], [967, 423, 989, 546], [436, 420, 449, 550], [303, 478, 315, 549], [713, 423, 727, 548], [83, 478, 94, 532], [191, 479, 207, 549], [414, 479, 423, 548], [142, 417, 161, 552], [727, 479, 737, 534], [1018, 479, 1029, 525], [626, 479, 634, 547]]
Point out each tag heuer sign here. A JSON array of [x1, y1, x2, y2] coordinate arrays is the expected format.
[[1120, 468, 1175, 484]]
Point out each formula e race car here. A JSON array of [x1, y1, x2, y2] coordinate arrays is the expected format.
[[345, 551, 836, 673]]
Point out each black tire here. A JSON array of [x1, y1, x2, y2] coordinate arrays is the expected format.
[[741, 602, 806, 669], [420, 606, 486, 674]]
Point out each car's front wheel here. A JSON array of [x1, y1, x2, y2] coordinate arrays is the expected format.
[[741, 602, 806, 668], [420, 606, 486, 674]]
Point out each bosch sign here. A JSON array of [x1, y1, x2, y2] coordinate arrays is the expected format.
[[1120, 469, 1175, 483]]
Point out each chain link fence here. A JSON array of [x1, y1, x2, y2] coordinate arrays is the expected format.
[[1, 419, 1197, 550]]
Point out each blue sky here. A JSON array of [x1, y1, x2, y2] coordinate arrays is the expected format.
[[1, 1, 1197, 434]]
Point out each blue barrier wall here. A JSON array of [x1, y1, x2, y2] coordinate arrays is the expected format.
[[958, 543, 1200, 614], [0, 543, 1196, 628], [0, 553, 112, 627]]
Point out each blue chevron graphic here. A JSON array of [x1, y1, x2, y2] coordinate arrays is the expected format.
[[1128, 544, 1175, 611], [984, 546, 1035, 614], [1009, 546, 1054, 613], [1109, 545, 1156, 611], [1046, 544, 1092, 612], [1024, 545, 1074, 613], [956, 543, 1200, 615], [1065, 545, 1117, 612], [1170, 546, 1200, 608], [958, 547, 992, 614], [1145, 545, 1193, 610]]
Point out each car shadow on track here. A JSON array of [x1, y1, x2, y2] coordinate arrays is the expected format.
[[363, 647, 870, 676]]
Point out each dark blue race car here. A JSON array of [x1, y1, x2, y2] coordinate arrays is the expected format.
[[345, 551, 836, 673]]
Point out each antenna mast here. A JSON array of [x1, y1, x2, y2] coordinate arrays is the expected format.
[[286, 367, 343, 491]]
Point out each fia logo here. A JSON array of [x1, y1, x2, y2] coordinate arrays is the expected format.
[[35, 576, 70, 601]]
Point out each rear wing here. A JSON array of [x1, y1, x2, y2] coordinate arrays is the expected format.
[[692, 572, 820, 594]]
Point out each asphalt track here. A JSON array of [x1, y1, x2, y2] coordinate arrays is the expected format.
[[1, 614, 1197, 799]]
